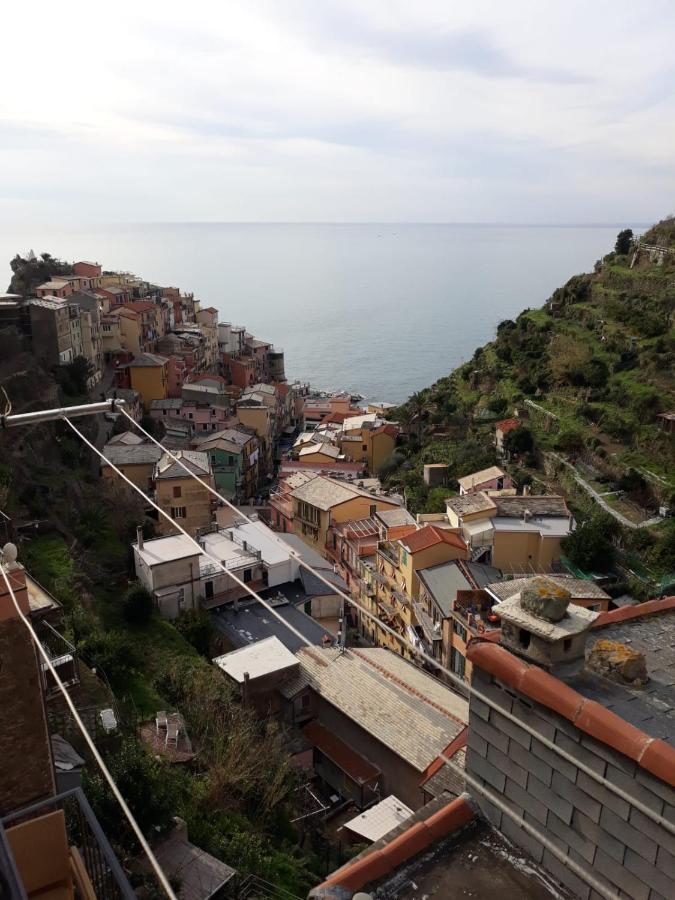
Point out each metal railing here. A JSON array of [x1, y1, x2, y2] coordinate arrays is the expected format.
[[1, 788, 134, 900]]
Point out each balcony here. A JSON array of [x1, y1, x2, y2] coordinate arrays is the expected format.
[[37, 621, 80, 698], [1, 788, 134, 900], [377, 541, 400, 568]]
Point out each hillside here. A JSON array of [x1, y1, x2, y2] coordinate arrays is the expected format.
[[389, 218, 675, 586]]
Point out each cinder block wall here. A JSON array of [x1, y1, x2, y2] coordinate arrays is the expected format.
[[465, 666, 675, 900]]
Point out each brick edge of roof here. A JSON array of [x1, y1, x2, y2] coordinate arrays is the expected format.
[[314, 794, 474, 893], [465, 628, 675, 788], [592, 595, 675, 628]]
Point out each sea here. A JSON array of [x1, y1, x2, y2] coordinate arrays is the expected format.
[[0, 223, 640, 404]]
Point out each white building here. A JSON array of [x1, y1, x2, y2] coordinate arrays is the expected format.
[[133, 518, 300, 618]]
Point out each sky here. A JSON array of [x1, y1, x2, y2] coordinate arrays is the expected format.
[[1, 0, 674, 224]]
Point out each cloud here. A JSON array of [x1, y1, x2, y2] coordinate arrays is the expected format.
[[0, 0, 673, 224]]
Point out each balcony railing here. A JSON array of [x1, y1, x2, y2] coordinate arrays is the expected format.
[[377, 541, 400, 567], [1, 788, 134, 900]]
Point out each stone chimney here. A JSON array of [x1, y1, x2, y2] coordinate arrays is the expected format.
[[0, 544, 56, 814], [587, 639, 648, 686], [494, 576, 599, 675]]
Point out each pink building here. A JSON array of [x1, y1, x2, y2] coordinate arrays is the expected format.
[[73, 261, 102, 278]]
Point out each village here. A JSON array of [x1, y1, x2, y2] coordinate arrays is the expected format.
[[0, 257, 673, 900]]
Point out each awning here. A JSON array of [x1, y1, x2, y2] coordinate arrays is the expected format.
[[304, 721, 380, 786]]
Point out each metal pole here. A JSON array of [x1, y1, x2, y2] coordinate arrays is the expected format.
[[1, 399, 126, 428]]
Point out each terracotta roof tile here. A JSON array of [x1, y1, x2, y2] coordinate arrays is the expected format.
[[319, 794, 474, 891], [593, 595, 675, 628], [401, 525, 467, 554], [496, 418, 520, 433], [466, 639, 675, 787]]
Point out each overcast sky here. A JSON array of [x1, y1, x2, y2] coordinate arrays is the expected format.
[[2, 0, 673, 224]]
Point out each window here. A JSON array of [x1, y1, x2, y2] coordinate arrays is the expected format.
[[173, 486, 182, 498], [171, 506, 186, 519], [453, 619, 467, 641], [362, 444, 368, 451], [228, 456, 235, 466], [450, 648, 466, 678], [563, 637, 572, 653], [188, 412, 193, 419], [204, 581, 214, 599], [202, 423, 208, 431], [301, 693, 311, 709], [244, 568, 252, 583], [519, 628, 531, 649]]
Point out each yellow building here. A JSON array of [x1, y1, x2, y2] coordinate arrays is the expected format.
[[291, 476, 402, 553], [101, 443, 162, 491], [127, 353, 170, 409], [109, 308, 142, 355], [444, 492, 572, 574], [339, 417, 397, 474], [363, 525, 469, 656], [235, 403, 274, 473], [154, 450, 216, 537]]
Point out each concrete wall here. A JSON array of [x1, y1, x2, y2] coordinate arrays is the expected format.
[[465, 665, 675, 900]]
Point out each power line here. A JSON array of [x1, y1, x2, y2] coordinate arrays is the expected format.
[[118, 408, 674, 835], [0, 562, 177, 900], [65, 418, 634, 900]]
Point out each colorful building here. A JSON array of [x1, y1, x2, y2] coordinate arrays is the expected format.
[[154, 450, 216, 537], [127, 353, 170, 409]]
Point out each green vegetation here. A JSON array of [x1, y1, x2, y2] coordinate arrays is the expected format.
[[0, 330, 322, 894], [390, 220, 675, 585]]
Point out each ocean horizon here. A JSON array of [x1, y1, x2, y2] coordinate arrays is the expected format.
[[0, 222, 643, 404]]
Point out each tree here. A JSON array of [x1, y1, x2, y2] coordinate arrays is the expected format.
[[122, 582, 155, 625], [175, 608, 216, 656], [561, 514, 620, 572], [503, 425, 534, 456], [614, 229, 634, 256], [55, 355, 94, 396]]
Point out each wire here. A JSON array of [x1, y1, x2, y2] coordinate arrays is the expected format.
[[117, 408, 674, 835], [0, 563, 177, 900], [66, 415, 642, 897]]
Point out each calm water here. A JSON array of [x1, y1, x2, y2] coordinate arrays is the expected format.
[[0, 223, 633, 403]]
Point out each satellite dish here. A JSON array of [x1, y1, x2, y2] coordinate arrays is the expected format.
[[2, 543, 18, 565]]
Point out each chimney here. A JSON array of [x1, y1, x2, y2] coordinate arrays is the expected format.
[[494, 576, 599, 675], [522, 508, 532, 522], [136, 525, 144, 551]]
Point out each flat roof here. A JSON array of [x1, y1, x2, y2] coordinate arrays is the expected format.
[[343, 795, 414, 843], [102, 444, 162, 466], [212, 636, 298, 683], [134, 534, 201, 567], [493, 495, 569, 518], [418, 561, 501, 617], [213, 583, 334, 652], [492, 515, 572, 537]]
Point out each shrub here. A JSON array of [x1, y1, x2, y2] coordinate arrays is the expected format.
[[122, 582, 155, 625], [561, 514, 621, 572], [503, 426, 534, 456], [175, 608, 215, 657]]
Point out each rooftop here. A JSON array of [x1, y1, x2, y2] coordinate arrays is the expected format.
[[494, 592, 599, 640], [486, 575, 610, 604], [212, 635, 298, 683], [299, 442, 341, 459], [291, 476, 398, 512], [375, 507, 417, 529], [400, 525, 467, 555], [493, 495, 569, 518], [467, 599, 675, 778], [106, 430, 144, 446], [135, 534, 201, 567], [343, 795, 413, 843], [150, 398, 183, 410], [342, 412, 380, 431], [101, 443, 163, 467], [457, 466, 507, 491], [156, 450, 211, 479], [213, 583, 334, 652], [568, 599, 675, 745], [152, 820, 235, 900], [418, 560, 502, 617], [496, 417, 521, 433], [281, 647, 468, 771], [446, 493, 497, 517], [129, 352, 169, 367]]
